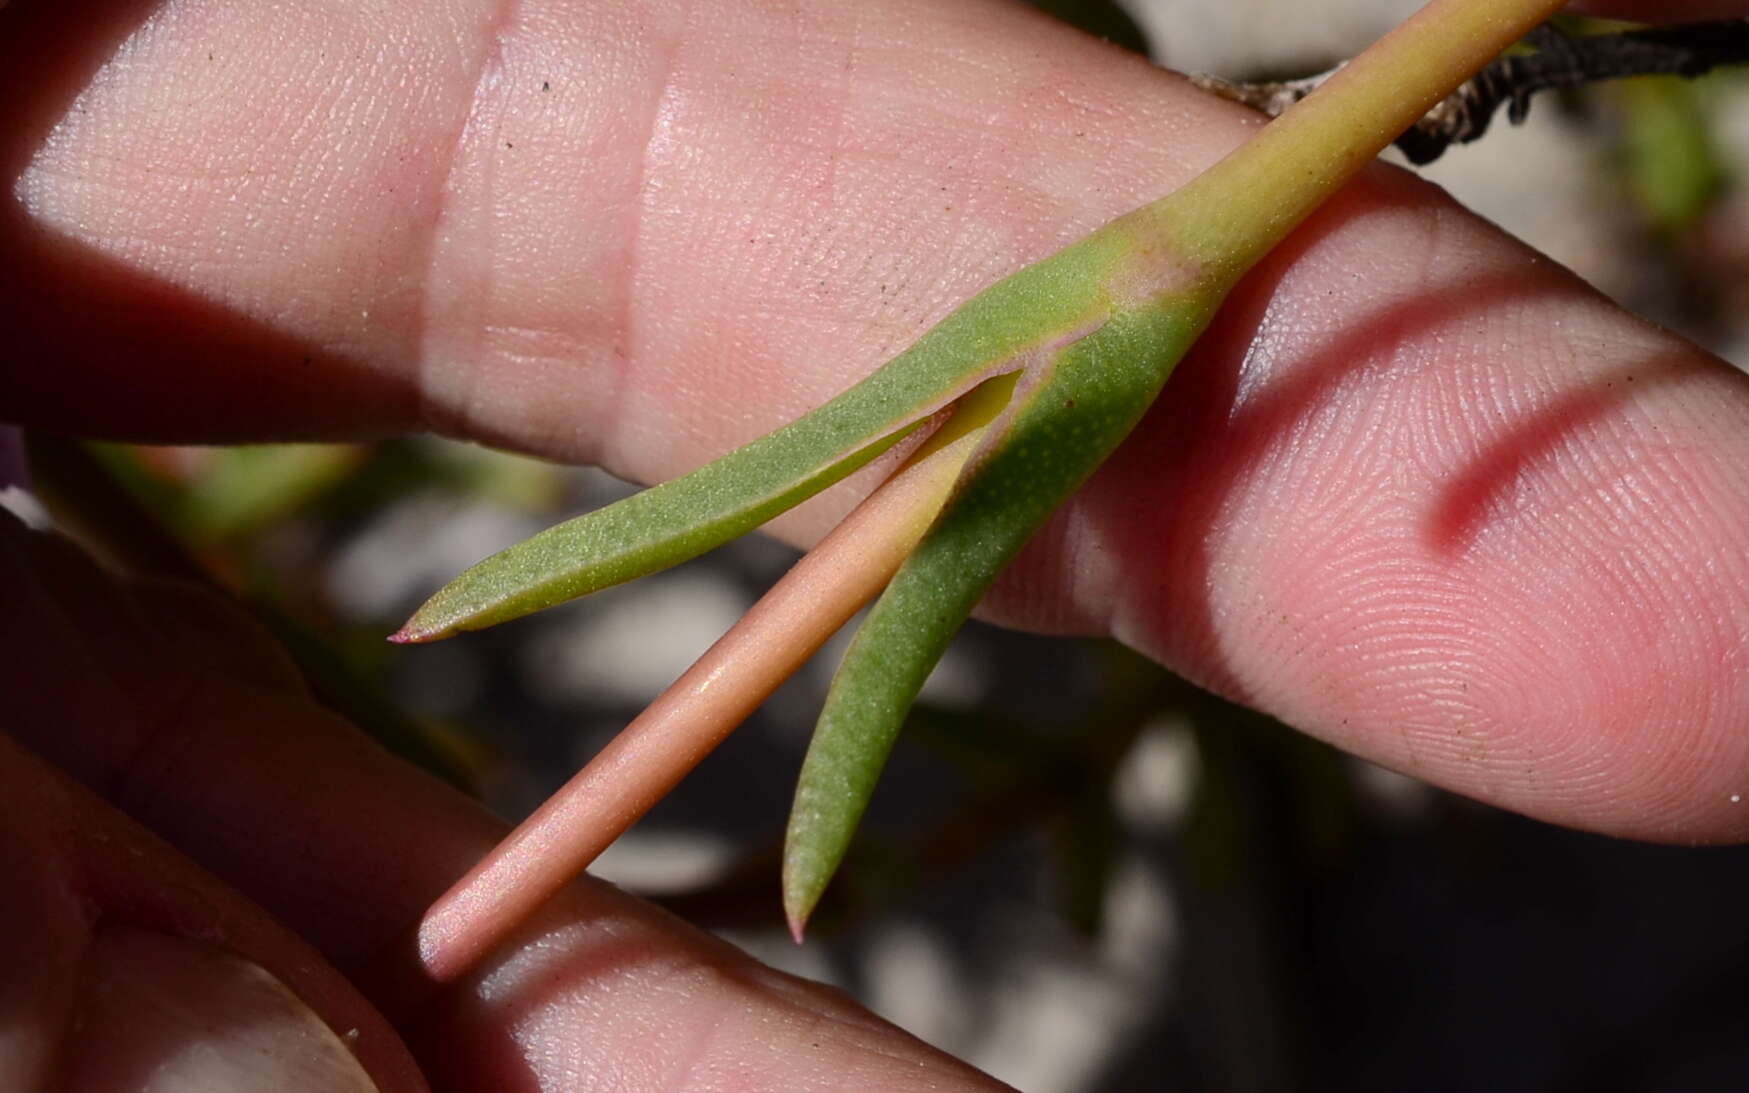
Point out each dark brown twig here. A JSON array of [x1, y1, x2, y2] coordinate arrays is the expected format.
[[1193, 20, 1749, 165]]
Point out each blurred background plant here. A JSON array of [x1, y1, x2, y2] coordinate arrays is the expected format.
[[29, 4, 1749, 1090]]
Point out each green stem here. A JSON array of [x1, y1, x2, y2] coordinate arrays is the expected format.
[[1157, 0, 1568, 281]]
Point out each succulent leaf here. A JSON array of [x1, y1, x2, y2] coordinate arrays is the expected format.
[[395, 233, 1130, 643], [783, 299, 1210, 931]]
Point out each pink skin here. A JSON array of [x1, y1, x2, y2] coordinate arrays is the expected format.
[[3, 0, 1748, 1089]]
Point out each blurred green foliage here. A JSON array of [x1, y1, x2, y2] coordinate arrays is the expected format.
[[32, 436, 580, 792], [1611, 74, 1725, 237]]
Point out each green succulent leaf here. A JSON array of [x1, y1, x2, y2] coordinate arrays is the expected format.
[[395, 418, 916, 642], [396, 230, 1134, 643], [783, 299, 1210, 931]]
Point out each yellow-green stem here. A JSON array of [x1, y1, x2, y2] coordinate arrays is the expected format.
[[1148, 0, 1568, 282]]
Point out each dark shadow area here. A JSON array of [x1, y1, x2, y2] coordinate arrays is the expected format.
[[1083, 726, 1749, 1092]]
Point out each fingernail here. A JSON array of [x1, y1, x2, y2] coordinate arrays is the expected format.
[[67, 925, 382, 1093]]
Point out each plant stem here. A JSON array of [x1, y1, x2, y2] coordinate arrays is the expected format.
[[1198, 20, 1749, 165], [1144, 0, 1570, 285]]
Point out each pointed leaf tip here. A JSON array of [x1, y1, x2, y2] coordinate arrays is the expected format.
[[782, 855, 817, 943]]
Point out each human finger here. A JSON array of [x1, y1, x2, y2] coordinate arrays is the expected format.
[[0, 728, 421, 1091], [5, 0, 1747, 843], [0, 506, 1008, 1091]]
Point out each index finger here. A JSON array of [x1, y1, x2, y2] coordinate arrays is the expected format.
[[5, 0, 1748, 845]]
